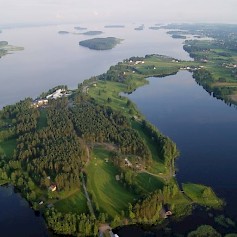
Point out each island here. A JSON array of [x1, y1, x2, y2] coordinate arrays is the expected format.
[[74, 26, 88, 30], [79, 37, 122, 50], [0, 53, 224, 236], [104, 25, 125, 28], [0, 41, 24, 58], [134, 25, 144, 31], [58, 31, 70, 34], [149, 26, 160, 30], [81, 31, 103, 36], [171, 34, 186, 39]]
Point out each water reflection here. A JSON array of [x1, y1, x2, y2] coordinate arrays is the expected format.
[[127, 71, 237, 189], [0, 185, 48, 237]]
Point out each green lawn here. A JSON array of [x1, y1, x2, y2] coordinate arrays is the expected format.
[[37, 109, 47, 130], [134, 173, 164, 193], [182, 183, 223, 208], [54, 190, 88, 214], [86, 146, 137, 217], [0, 138, 16, 157]]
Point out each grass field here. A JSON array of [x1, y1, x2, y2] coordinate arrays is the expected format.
[[182, 183, 223, 208], [54, 190, 88, 214], [37, 109, 47, 130], [0, 138, 16, 157], [134, 173, 164, 193], [86, 146, 137, 217]]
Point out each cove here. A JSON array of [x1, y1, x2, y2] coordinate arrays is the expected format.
[[0, 185, 48, 237], [126, 70, 237, 218]]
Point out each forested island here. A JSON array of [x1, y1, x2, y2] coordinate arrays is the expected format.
[[134, 25, 144, 31], [0, 41, 24, 58], [79, 37, 122, 50], [0, 54, 226, 236], [171, 34, 186, 39], [74, 26, 88, 30], [58, 31, 70, 34], [81, 31, 103, 36], [104, 25, 125, 28]]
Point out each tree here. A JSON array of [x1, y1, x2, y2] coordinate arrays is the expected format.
[[188, 225, 221, 237]]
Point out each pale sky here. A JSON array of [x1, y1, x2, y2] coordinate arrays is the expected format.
[[1, 0, 237, 27]]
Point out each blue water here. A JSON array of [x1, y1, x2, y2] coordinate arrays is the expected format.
[[0, 185, 48, 237], [127, 70, 237, 189]]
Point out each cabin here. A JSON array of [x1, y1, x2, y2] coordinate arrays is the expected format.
[[32, 99, 48, 108], [49, 184, 57, 192], [124, 158, 132, 167], [161, 204, 173, 218]]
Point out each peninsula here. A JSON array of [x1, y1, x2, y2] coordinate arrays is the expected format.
[[0, 54, 223, 236], [0, 41, 24, 58], [162, 24, 237, 105]]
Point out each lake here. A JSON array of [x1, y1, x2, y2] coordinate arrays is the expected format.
[[0, 23, 190, 109], [122, 71, 237, 235], [0, 185, 48, 237]]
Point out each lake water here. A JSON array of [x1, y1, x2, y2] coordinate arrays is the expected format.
[[0, 185, 48, 237], [125, 71, 237, 229], [0, 23, 190, 109]]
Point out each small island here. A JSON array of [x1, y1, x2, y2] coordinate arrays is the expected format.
[[58, 31, 70, 34], [149, 26, 160, 30], [79, 37, 122, 50], [0, 41, 24, 58], [81, 31, 103, 36], [134, 25, 144, 31], [74, 26, 87, 30], [104, 25, 125, 28], [171, 34, 187, 39]]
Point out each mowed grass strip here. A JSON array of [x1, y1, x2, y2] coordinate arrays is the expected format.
[[0, 138, 16, 157], [134, 173, 164, 194], [54, 190, 88, 214], [86, 147, 137, 217]]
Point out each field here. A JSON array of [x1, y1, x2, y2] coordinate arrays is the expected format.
[[133, 172, 164, 193], [0, 138, 16, 157], [86, 146, 137, 217], [37, 109, 47, 130], [54, 190, 88, 214], [182, 183, 223, 208]]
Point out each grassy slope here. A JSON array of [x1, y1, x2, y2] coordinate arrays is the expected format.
[[0, 138, 16, 157], [86, 146, 137, 217], [182, 183, 223, 208], [133, 173, 164, 193], [54, 190, 88, 214]]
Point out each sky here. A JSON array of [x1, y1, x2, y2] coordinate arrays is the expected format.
[[1, 0, 237, 27]]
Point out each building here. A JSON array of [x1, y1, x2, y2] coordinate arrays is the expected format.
[[49, 184, 57, 192], [32, 99, 48, 108]]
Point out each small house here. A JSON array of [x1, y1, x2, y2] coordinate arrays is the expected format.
[[49, 184, 57, 192]]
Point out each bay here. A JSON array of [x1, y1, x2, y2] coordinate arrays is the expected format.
[[0, 23, 190, 109]]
